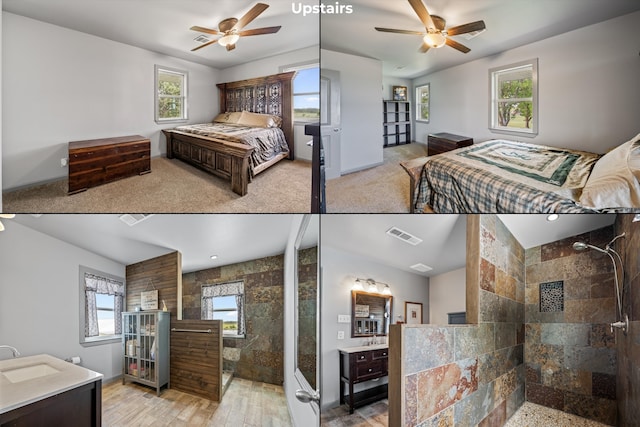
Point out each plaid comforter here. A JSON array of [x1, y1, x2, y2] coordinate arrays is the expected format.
[[174, 123, 289, 177], [414, 140, 601, 213]]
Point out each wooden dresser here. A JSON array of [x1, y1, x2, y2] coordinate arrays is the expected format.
[[427, 132, 473, 156], [68, 135, 151, 194], [339, 346, 389, 414]]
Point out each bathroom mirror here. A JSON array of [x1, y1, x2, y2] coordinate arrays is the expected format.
[[294, 215, 319, 392], [351, 290, 392, 337]]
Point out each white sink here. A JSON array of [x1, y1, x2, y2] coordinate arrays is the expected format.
[[1, 364, 60, 383]]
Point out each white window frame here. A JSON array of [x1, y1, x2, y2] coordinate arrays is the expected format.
[[79, 266, 125, 346], [154, 65, 188, 124], [281, 62, 320, 124], [489, 58, 538, 137], [201, 281, 246, 339], [415, 83, 430, 123]]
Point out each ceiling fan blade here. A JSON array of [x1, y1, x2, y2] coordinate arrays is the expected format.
[[239, 26, 281, 36], [226, 43, 236, 51], [419, 42, 431, 53], [375, 27, 425, 35], [408, 0, 436, 30], [191, 39, 218, 52], [190, 25, 220, 35], [234, 2, 269, 31], [445, 37, 471, 53], [446, 20, 486, 36], [0, 214, 15, 219]]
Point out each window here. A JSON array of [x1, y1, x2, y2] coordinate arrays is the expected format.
[[202, 281, 245, 337], [155, 65, 188, 123], [416, 84, 430, 123], [79, 266, 125, 345], [489, 59, 538, 136], [282, 63, 320, 123]]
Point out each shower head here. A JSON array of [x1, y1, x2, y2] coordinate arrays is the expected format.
[[572, 241, 608, 254]]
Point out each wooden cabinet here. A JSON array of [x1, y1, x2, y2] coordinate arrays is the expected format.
[[122, 311, 170, 396], [339, 347, 389, 414], [68, 135, 151, 194], [427, 132, 473, 156], [383, 101, 411, 147]]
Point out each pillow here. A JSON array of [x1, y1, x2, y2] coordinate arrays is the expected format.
[[579, 133, 640, 209], [213, 112, 242, 124], [237, 110, 282, 128]]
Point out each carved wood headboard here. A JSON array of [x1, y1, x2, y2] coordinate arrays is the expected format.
[[216, 71, 296, 159]]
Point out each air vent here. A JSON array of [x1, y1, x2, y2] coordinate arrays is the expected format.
[[410, 263, 433, 273], [386, 226, 423, 245], [194, 35, 211, 44], [119, 214, 154, 227]]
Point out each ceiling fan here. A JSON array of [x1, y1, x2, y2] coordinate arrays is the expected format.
[[375, 0, 486, 54], [190, 2, 281, 52], [0, 214, 15, 232]]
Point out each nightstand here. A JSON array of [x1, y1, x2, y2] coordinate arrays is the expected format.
[[427, 133, 473, 156]]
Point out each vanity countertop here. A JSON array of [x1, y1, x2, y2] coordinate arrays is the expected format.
[[0, 354, 103, 414], [337, 344, 389, 354]]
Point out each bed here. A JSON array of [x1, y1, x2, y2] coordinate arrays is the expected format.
[[162, 71, 295, 196], [401, 136, 640, 213]]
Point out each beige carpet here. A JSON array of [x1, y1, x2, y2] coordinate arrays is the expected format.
[[326, 143, 429, 213], [3, 157, 311, 213]]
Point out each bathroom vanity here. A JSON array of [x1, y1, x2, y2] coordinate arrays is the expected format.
[[0, 354, 103, 426], [338, 344, 389, 414]]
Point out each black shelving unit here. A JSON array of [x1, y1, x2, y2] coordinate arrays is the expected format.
[[383, 100, 411, 147]]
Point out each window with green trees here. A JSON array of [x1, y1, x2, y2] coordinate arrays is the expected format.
[[416, 83, 430, 122], [282, 63, 320, 122], [489, 59, 538, 136], [155, 65, 188, 123]]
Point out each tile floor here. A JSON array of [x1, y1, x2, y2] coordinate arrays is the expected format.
[[321, 400, 388, 427], [103, 377, 292, 426]]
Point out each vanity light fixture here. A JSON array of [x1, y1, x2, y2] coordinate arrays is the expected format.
[[353, 277, 392, 295], [352, 279, 365, 291]]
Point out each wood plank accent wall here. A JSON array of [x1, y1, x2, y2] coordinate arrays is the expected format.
[[126, 251, 182, 321], [170, 319, 223, 402]]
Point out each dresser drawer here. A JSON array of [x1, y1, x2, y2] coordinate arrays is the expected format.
[[356, 360, 385, 380], [353, 352, 371, 363], [373, 349, 389, 359]]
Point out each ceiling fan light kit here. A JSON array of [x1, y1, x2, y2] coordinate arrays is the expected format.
[[190, 3, 281, 52], [376, 0, 486, 54]]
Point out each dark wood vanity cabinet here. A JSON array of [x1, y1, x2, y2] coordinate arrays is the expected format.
[[339, 347, 389, 414]]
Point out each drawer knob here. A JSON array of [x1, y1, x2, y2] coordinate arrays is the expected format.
[[368, 368, 372, 372], [383, 352, 387, 356], [360, 356, 365, 359]]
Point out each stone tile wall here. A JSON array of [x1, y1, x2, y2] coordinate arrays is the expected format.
[[182, 254, 285, 386], [615, 214, 640, 426], [393, 215, 525, 426], [524, 225, 617, 425]]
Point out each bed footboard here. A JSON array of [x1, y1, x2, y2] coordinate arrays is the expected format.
[[163, 130, 254, 196]]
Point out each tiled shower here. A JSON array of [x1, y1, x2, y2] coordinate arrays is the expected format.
[[394, 214, 640, 426]]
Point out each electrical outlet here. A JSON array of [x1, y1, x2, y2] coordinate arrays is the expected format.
[[60, 158, 68, 167], [338, 314, 350, 323], [337, 331, 345, 340]]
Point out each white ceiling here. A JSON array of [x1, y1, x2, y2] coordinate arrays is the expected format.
[[9, 214, 299, 273], [321, 0, 640, 78], [2, 0, 319, 70], [321, 214, 617, 278]]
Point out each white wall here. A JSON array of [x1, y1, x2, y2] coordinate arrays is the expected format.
[[0, 221, 125, 379], [428, 267, 466, 325], [220, 46, 320, 162], [320, 245, 429, 410], [383, 75, 412, 105], [2, 13, 220, 190], [321, 49, 383, 175], [284, 214, 318, 426], [412, 10, 640, 153]]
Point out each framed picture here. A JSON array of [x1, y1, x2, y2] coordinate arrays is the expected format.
[[405, 302, 423, 324], [393, 86, 407, 101], [355, 304, 370, 318]]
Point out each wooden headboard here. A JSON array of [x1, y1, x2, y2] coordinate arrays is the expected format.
[[216, 71, 296, 159]]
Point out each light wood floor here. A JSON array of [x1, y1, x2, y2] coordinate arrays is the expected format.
[[321, 400, 388, 427], [103, 377, 292, 426]]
